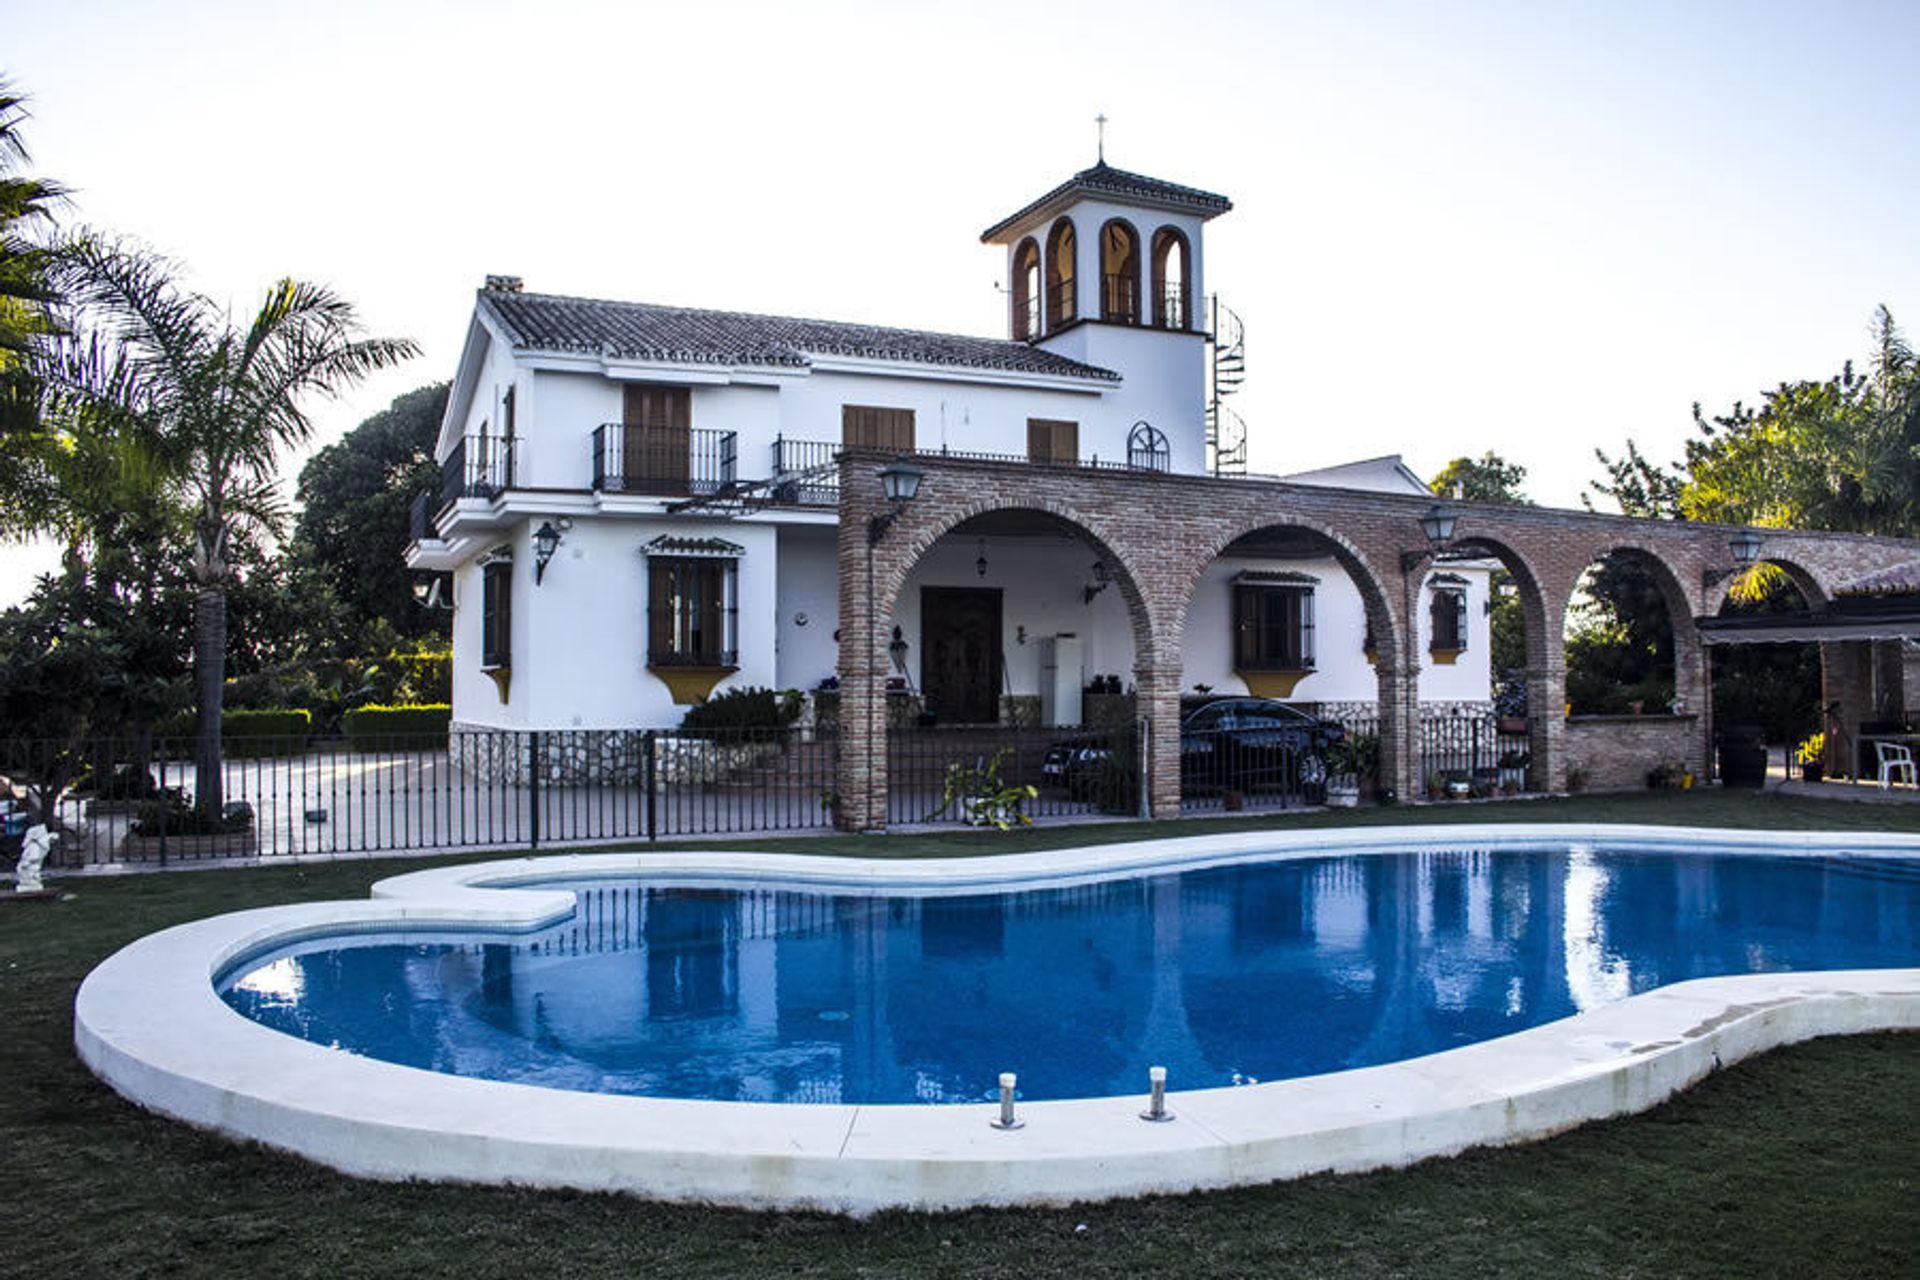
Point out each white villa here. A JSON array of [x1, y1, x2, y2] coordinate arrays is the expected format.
[[407, 161, 1492, 735]]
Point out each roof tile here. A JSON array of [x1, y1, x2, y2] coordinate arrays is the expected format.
[[479, 291, 1121, 382]]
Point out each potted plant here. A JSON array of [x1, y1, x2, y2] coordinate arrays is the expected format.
[[1426, 774, 1446, 801], [1324, 774, 1361, 807], [1445, 771, 1471, 800], [1497, 750, 1529, 793], [926, 749, 1037, 830], [1796, 734, 1826, 783], [1566, 763, 1590, 793]]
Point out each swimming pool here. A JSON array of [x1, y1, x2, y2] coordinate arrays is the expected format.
[[218, 848, 1920, 1106], [77, 825, 1920, 1213]]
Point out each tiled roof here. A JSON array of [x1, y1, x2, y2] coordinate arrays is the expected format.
[[478, 290, 1121, 382], [981, 162, 1233, 242], [1836, 558, 1920, 597]]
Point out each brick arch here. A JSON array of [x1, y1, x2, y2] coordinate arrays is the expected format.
[[872, 496, 1164, 666], [1171, 512, 1407, 665], [1707, 556, 1831, 612], [1571, 537, 1696, 623]]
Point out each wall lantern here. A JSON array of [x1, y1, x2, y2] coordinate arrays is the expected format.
[[868, 456, 925, 543], [1705, 528, 1765, 588], [410, 576, 453, 611], [975, 539, 989, 578], [1402, 504, 1457, 572], [1084, 560, 1112, 604], [531, 518, 571, 585]]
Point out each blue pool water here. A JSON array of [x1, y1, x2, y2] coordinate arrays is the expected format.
[[219, 848, 1920, 1105]]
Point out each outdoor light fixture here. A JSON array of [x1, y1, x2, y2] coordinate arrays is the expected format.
[[1704, 528, 1765, 588], [1084, 560, 1112, 604], [1402, 504, 1458, 572], [867, 457, 925, 543], [975, 539, 989, 578], [531, 518, 571, 585], [410, 577, 453, 611]]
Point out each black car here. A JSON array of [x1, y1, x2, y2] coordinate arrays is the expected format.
[[1178, 698, 1345, 799]]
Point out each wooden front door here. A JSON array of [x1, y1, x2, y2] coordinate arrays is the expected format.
[[623, 385, 691, 493], [920, 588, 1002, 725]]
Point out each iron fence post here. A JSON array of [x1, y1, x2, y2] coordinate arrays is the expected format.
[[1137, 716, 1151, 821], [644, 730, 658, 842], [528, 730, 542, 852]]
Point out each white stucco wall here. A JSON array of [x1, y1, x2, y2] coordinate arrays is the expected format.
[[1180, 556, 1493, 707]]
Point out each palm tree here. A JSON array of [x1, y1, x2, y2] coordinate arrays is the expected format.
[[50, 238, 417, 814], [0, 78, 66, 362]]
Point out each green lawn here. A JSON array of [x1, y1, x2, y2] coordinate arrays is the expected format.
[[6, 791, 1917, 1279]]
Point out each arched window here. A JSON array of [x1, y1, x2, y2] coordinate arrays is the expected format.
[[1151, 227, 1190, 329], [1126, 420, 1169, 472], [1011, 238, 1040, 341], [1100, 219, 1141, 323], [1045, 218, 1076, 330]]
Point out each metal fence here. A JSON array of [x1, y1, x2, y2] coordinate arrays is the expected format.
[[1, 712, 1538, 870], [0, 728, 840, 867], [884, 722, 1145, 827]]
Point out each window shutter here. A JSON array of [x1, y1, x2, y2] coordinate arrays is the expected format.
[[842, 405, 913, 451], [1027, 419, 1077, 464], [623, 385, 691, 492]]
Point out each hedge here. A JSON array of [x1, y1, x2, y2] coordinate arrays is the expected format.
[[341, 703, 452, 750], [155, 708, 313, 757]]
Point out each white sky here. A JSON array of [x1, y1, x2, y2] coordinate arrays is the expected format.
[[4, 0, 1917, 605]]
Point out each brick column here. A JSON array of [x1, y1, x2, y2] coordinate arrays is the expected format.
[[834, 458, 889, 832], [1672, 624, 1710, 778], [1527, 656, 1567, 792], [1821, 640, 1870, 778], [1375, 656, 1419, 801], [1134, 662, 1184, 818]]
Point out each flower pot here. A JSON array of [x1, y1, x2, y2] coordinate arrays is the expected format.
[[1801, 762, 1824, 784], [1222, 789, 1245, 812], [1325, 784, 1360, 809]]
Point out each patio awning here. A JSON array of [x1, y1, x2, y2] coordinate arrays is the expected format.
[[1696, 607, 1920, 645]]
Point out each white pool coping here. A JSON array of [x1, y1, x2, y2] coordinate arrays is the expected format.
[[75, 823, 1920, 1215]]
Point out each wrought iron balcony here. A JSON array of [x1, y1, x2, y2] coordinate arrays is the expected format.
[[1101, 273, 1141, 324], [593, 424, 736, 496], [442, 433, 519, 500], [1156, 282, 1190, 330], [769, 436, 839, 506]]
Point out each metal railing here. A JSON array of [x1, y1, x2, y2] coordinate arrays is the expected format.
[[1046, 282, 1076, 329], [885, 721, 1143, 827], [770, 436, 839, 505], [446, 433, 518, 498], [592, 424, 736, 496], [1156, 282, 1189, 329], [1101, 272, 1141, 324], [1, 728, 839, 866]]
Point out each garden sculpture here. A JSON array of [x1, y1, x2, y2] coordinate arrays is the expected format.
[[16, 824, 54, 893]]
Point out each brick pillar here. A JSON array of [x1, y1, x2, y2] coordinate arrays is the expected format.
[[1134, 663, 1184, 818], [1375, 657, 1419, 801], [1672, 624, 1710, 778], [1527, 656, 1567, 792], [1821, 640, 1871, 778], [834, 461, 889, 832]]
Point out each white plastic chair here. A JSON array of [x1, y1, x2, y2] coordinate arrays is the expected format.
[[1876, 741, 1916, 790]]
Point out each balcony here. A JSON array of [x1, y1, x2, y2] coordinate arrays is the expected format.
[[443, 433, 520, 500], [769, 436, 839, 506], [592, 425, 736, 496], [1156, 282, 1190, 330]]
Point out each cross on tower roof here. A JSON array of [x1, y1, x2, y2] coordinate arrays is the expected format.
[[1095, 112, 1108, 164]]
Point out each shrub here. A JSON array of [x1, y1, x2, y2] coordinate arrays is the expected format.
[[155, 708, 312, 757], [341, 703, 452, 750], [679, 687, 803, 741], [129, 793, 251, 836]]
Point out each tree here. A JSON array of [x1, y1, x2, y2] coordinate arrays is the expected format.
[[292, 382, 449, 640], [1429, 451, 1532, 504], [0, 78, 64, 363], [47, 238, 416, 815]]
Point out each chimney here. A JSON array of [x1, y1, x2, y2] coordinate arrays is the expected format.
[[484, 274, 524, 293]]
